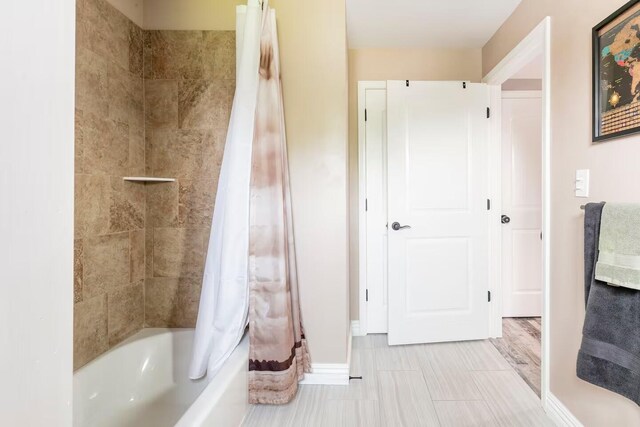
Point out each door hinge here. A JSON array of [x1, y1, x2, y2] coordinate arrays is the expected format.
[[365, 198, 368, 211], [366, 289, 369, 302], [406, 80, 410, 87], [463, 81, 467, 89], [488, 291, 492, 302], [487, 107, 491, 118], [365, 109, 367, 122], [487, 199, 491, 210]]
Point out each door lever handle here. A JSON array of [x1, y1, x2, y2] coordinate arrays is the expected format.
[[391, 222, 411, 231]]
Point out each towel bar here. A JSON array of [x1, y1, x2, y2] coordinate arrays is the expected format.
[[580, 202, 606, 210]]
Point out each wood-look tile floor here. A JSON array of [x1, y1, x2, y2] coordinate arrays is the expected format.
[[490, 318, 542, 397], [243, 334, 552, 427]]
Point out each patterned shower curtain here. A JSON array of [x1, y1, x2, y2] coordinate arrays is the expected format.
[[248, 6, 311, 405]]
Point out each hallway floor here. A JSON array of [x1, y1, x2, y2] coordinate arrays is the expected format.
[[243, 334, 552, 426], [490, 318, 542, 397]]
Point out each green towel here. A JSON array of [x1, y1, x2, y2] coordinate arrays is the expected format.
[[595, 203, 640, 290]]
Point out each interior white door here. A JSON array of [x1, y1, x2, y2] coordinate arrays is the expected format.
[[501, 93, 542, 317], [387, 81, 490, 346], [364, 87, 388, 333]]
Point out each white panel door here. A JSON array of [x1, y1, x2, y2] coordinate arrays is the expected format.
[[501, 94, 542, 317], [387, 81, 490, 346], [364, 88, 388, 333]]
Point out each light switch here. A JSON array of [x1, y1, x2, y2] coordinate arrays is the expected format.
[[575, 169, 590, 198]]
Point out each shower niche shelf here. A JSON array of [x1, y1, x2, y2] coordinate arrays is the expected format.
[[123, 177, 176, 183]]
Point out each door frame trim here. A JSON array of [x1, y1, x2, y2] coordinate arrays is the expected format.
[[502, 90, 542, 99], [483, 17, 551, 405], [357, 80, 387, 336]]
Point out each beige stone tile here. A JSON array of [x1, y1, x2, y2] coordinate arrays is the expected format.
[[76, 47, 108, 118], [128, 126, 145, 176], [76, 0, 129, 70], [145, 277, 202, 327], [377, 371, 440, 426], [74, 174, 110, 239], [129, 75, 145, 130], [82, 112, 129, 176], [74, 294, 108, 370], [128, 22, 143, 77], [146, 181, 179, 227], [107, 281, 144, 346], [202, 127, 227, 177], [130, 229, 145, 284], [145, 227, 154, 278], [74, 239, 84, 303], [84, 232, 130, 297], [178, 179, 216, 227], [434, 401, 498, 427], [107, 61, 133, 125], [152, 227, 207, 278], [144, 79, 179, 130], [148, 129, 217, 179], [178, 79, 234, 130], [108, 177, 145, 233], [75, 110, 84, 174], [106, 64, 144, 134], [143, 30, 204, 80], [203, 31, 236, 80]]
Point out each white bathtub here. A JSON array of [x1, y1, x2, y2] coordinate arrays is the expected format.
[[73, 328, 249, 427]]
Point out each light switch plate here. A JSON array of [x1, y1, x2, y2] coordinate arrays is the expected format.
[[575, 169, 590, 198]]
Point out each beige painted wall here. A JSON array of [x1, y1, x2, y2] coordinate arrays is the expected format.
[[271, 0, 350, 364], [484, 1, 640, 424], [105, 0, 144, 27], [348, 48, 482, 319], [127, 0, 350, 364], [105, 0, 242, 30], [143, 0, 245, 30]]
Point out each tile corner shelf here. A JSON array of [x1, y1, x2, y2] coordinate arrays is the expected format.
[[123, 177, 176, 183]]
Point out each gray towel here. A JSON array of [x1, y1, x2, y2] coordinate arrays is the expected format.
[[595, 203, 640, 290], [577, 202, 640, 405]]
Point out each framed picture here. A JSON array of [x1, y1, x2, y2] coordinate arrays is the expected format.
[[593, 0, 640, 142]]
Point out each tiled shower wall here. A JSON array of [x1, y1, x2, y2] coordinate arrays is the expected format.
[[73, 0, 234, 369], [143, 31, 234, 327], [74, 0, 146, 369]]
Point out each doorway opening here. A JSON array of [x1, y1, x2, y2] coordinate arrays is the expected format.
[[358, 80, 491, 345], [357, 17, 551, 406], [483, 17, 551, 405], [489, 64, 544, 397]]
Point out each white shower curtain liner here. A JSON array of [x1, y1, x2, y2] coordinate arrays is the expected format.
[[189, 0, 266, 380]]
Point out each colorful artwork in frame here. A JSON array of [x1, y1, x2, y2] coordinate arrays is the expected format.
[[593, 0, 640, 142]]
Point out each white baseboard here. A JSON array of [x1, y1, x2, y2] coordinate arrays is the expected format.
[[351, 320, 365, 336], [544, 392, 583, 427], [299, 363, 350, 385], [300, 329, 352, 386]]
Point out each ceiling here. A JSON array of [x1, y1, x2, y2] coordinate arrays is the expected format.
[[346, 0, 522, 49]]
